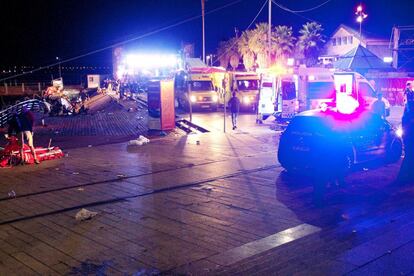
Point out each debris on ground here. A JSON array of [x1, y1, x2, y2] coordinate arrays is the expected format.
[[77, 187, 84, 191], [69, 259, 112, 275], [196, 141, 200, 145], [88, 145, 93, 148], [128, 135, 150, 146], [7, 190, 16, 198], [72, 172, 80, 175], [75, 208, 98, 221]]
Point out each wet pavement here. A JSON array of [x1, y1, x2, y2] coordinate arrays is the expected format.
[[0, 104, 413, 275]]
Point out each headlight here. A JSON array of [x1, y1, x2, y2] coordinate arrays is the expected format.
[[243, 96, 250, 104], [396, 126, 403, 137], [212, 95, 218, 102], [190, 95, 196, 103]]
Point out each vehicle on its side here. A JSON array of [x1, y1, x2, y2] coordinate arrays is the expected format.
[[277, 108, 403, 173]]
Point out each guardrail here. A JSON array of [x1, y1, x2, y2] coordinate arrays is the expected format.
[[0, 99, 44, 127]]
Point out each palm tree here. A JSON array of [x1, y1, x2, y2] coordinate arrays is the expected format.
[[217, 38, 239, 69], [297, 22, 325, 67], [217, 40, 230, 69], [248, 23, 269, 65], [273, 25, 296, 62], [237, 30, 255, 71]]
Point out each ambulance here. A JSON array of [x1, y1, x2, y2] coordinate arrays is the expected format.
[[257, 66, 390, 120], [175, 67, 226, 111], [230, 72, 260, 111]]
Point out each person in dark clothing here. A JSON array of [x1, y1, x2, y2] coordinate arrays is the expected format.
[[372, 93, 386, 119], [405, 81, 414, 112], [228, 92, 240, 130], [7, 107, 40, 164], [398, 106, 414, 183], [311, 127, 348, 205]]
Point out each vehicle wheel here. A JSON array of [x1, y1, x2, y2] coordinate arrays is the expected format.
[[387, 139, 403, 163]]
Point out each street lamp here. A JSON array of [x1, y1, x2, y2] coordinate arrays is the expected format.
[[56, 56, 62, 79], [355, 4, 368, 37]]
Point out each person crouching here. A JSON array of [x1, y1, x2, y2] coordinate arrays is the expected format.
[[8, 107, 40, 164]]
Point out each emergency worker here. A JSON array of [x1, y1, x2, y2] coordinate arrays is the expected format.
[[405, 81, 414, 112]]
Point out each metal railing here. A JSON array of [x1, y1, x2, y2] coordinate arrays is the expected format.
[[0, 99, 44, 127]]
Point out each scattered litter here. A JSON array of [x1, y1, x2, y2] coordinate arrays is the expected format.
[[72, 172, 80, 175], [7, 190, 16, 198], [107, 112, 114, 115], [341, 214, 350, 220], [131, 268, 160, 276], [117, 174, 126, 178], [387, 250, 392, 254], [55, 168, 60, 171], [128, 135, 150, 146], [88, 145, 93, 148], [65, 153, 69, 157], [352, 229, 357, 233], [196, 140, 200, 145], [54, 131, 60, 134], [75, 208, 98, 221], [128, 108, 134, 112], [363, 168, 368, 171], [70, 260, 112, 275], [77, 187, 84, 191]]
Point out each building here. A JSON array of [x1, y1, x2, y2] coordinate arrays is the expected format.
[[319, 24, 392, 66]]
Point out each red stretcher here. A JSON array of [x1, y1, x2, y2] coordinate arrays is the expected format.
[[0, 136, 64, 167]]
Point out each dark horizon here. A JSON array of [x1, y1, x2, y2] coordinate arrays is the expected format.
[[0, 0, 413, 68]]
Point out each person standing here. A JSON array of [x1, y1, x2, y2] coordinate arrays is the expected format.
[[8, 107, 40, 164], [228, 92, 240, 130], [398, 107, 414, 183], [404, 81, 414, 111], [372, 93, 387, 119]]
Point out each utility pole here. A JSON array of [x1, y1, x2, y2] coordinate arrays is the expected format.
[[201, 0, 206, 64], [268, 0, 272, 68]]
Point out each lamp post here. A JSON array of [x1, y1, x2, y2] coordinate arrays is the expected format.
[[201, 0, 206, 64], [56, 56, 62, 79], [355, 4, 368, 37]]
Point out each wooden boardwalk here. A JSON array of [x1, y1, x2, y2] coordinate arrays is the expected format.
[[0, 113, 414, 275]]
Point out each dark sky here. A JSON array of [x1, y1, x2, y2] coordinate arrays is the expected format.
[[0, 0, 412, 66]]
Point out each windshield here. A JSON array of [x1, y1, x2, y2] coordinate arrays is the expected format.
[[237, 80, 258, 91], [262, 82, 273, 88], [191, 81, 213, 92]]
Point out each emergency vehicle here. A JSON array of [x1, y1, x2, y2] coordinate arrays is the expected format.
[[230, 72, 260, 111], [257, 67, 391, 120], [175, 67, 226, 111]]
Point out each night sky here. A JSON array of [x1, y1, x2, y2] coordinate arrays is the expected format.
[[0, 0, 412, 67]]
